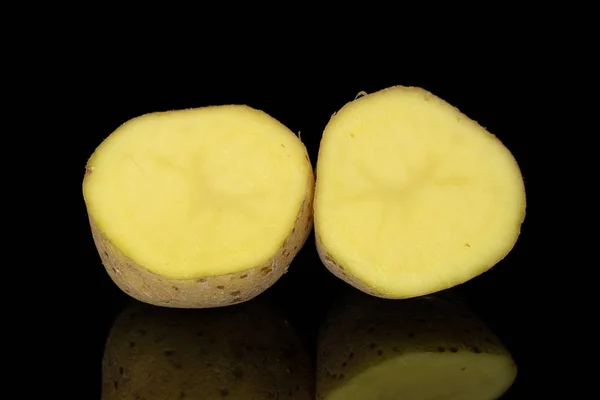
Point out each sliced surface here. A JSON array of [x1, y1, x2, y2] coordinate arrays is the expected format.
[[84, 105, 310, 278], [315, 87, 526, 297]]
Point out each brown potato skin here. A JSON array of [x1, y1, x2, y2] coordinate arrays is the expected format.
[[88, 161, 314, 308], [315, 234, 387, 298]]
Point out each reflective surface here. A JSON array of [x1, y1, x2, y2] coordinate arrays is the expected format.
[[93, 238, 530, 399], [316, 289, 517, 399], [79, 78, 533, 398], [102, 297, 313, 399]]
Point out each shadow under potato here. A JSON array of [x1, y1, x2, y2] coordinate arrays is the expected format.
[[101, 296, 314, 399], [317, 288, 517, 400]]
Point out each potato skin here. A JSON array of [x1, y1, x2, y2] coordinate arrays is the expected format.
[[315, 234, 387, 298], [316, 227, 497, 300], [88, 160, 314, 308]]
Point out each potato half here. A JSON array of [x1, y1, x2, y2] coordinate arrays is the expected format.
[[102, 297, 314, 399], [314, 86, 526, 298], [317, 289, 517, 399], [83, 105, 314, 308]]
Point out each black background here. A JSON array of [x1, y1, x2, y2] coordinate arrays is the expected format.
[[74, 60, 535, 398]]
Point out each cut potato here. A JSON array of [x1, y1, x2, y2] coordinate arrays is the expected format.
[[102, 297, 313, 399], [314, 86, 526, 298], [317, 289, 517, 400], [83, 105, 314, 308]]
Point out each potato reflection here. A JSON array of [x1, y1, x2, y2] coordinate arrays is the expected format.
[[317, 289, 516, 400], [102, 297, 313, 399]]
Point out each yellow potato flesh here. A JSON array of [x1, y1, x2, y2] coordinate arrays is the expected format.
[[315, 87, 526, 297], [83, 105, 310, 279], [325, 351, 516, 400]]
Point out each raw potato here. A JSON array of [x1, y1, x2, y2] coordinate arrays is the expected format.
[[317, 288, 517, 400], [102, 297, 314, 399], [83, 105, 314, 308], [314, 86, 526, 298]]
